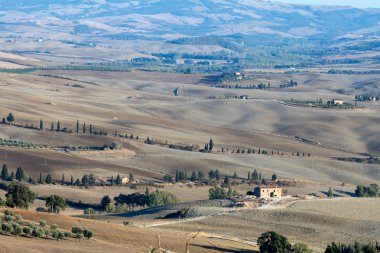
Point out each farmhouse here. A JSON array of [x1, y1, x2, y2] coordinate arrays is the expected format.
[[328, 99, 344, 105], [253, 186, 282, 198]]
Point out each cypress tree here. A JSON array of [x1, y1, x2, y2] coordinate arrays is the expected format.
[[39, 119, 44, 130], [116, 174, 122, 185], [56, 121, 61, 131], [70, 175, 74, 185], [83, 122, 86, 134], [45, 174, 52, 184], [10, 171, 14, 181], [39, 173, 42, 184], [252, 169, 258, 181], [209, 139, 214, 151], [247, 171, 251, 180], [15, 166, 25, 181], [76, 120, 79, 133], [89, 124, 92, 134], [61, 174, 65, 185], [1, 163, 8, 181]]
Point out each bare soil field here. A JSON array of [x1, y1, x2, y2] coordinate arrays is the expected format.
[[157, 198, 380, 253], [0, 208, 257, 253]]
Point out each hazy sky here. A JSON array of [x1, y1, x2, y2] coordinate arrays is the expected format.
[[273, 0, 380, 8]]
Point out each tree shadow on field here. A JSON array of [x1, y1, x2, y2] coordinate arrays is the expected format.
[[197, 75, 221, 85], [191, 244, 257, 253], [334, 189, 356, 197], [320, 191, 343, 198]]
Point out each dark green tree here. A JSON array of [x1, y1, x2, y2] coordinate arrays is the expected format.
[[7, 112, 14, 124], [56, 121, 61, 131], [5, 182, 36, 209], [223, 175, 230, 186], [252, 169, 258, 181], [76, 120, 79, 133], [271, 174, 277, 181], [209, 186, 227, 200], [190, 171, 197, 181], [61, 174, 65, 185], [15, 166, 25, 181], [1, 163, 8, 181], [45, 174, 52, 184], [327, 187, 333, 198], [209, 139, 214, 151], [116, 174, 122, 185], [100, 195, 112, 209], [45, 195, 67, 213], [257, 231, 291, 253], [83, 122, 86, 134], [39, 119, 44, 130]]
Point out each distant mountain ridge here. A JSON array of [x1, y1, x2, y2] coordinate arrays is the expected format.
[[1, 0, 379, 40]]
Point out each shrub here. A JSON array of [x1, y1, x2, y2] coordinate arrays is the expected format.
[[4, 214, 14, 223], [83, 229, 93, 239], [32, 227, 44, 238], [64, 231, 72, 238], [51, 224, 58, 230], [22, 227, 31, 235], [12, 224, 23, 236], [4, 210, 14, 216], [84, 208, 96, 215], [52, 230, 64, 240], [39, 220, 47, 227], [1, 223, 13, 234], [293, 243, 313, 253], [71, 226, 83, 234]]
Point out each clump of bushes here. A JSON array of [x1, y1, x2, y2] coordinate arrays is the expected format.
[[0, 211, 93, 241]]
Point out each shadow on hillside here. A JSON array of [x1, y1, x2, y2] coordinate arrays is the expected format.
[[191, 244, 257, 253], [197, 75, 221, 85], [334, 189, 356, 197], [319, 191, 343, 198]]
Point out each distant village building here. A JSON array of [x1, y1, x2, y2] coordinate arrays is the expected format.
[[328, 99, 344, 105], [239, 95, 250, 100], [253, 186, 282, 198]]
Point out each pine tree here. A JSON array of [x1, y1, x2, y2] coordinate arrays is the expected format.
[[1, 163, 8, 181], [70, 175, 74, 185], [39, 119, 44, 130], [50, 122, 54, 131], [175, 170, 179, 182], [56, 121, 61, 131], [89, 124, 93, 134], [76, 120, 79, 133], [15, 166, 25, 181], [83, 123, 86, 134], [110, 175, 114, 186], [259, 172, 262, 180], [247, 171, 251, 180], [9, 171, 14, 181], [233, 171, 237, 178], [39, 173, 43, 184], [61, 174, 65, 185]]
